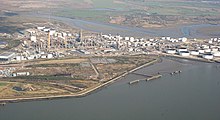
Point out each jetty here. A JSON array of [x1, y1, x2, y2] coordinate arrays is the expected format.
[[129, 80, 140, 85], [129, 74, 162, 85], [131, 73, 152, 77], [146, 74, 162, 81]]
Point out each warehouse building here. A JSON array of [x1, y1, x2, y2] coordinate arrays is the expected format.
[[0, 52, 15, 61]]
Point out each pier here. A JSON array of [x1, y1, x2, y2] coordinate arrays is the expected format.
[[131, 73, 152, 77], [146, 74, 162, 81], [129, 74, 162, 85], [128, 80, 140, 85]]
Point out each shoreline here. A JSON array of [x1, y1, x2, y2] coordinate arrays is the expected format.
[[0, 59, 159, 103], [160, 53, 215, 63]]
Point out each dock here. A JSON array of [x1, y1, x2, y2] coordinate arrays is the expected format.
[[146, 74, 162, 81], [131, 73, 152, 77], [128, 74, 162, 85], [128, 80, 140, 85]]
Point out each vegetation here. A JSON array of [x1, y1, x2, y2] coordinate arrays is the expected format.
[[0, 82, 8, 87]]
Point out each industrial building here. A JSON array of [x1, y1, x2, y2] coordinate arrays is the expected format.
[[0, 52, 15, 61]]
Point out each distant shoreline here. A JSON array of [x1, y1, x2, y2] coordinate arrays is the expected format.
[[0, 59, 159, 103], [161, 53, 214, 63]]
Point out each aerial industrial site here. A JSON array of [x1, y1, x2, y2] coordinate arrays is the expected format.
[[0, 18, 220, 102]]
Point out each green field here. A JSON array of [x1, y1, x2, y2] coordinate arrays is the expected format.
[[0, 82, 8, 87]]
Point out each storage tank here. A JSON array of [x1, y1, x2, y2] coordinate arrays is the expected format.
[[179, 51, 190, 56], [203, 53, 213, 59], [177, 47, 188, 53], [190, 50, 199, 56], [166, 49, 176, 54]]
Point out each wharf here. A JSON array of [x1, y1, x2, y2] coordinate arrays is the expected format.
[[129, 80, 140, 85], [146, 74, 162, 81], [129, 74, 162, 85]]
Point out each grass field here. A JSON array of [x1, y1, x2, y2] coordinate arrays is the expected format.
[[0, 82, 8, 87]]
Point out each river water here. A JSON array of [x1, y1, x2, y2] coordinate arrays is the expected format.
[[22, 13, 220, 38], [1, 58, 220, 120]]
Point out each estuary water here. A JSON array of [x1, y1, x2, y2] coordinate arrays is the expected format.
[[1, 58, 220, 120], [23, 13, 220, 38]]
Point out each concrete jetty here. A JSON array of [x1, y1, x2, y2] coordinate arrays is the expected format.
[[129, 80, 140, 85], [146, 74, 162, 81], [128, 74, 162, 85]]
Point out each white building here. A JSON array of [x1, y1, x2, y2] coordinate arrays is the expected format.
[[179, 51, 190, 56], [212, 52, 220, 57], [47, 54, 53, 59], [37, 26, 45, 30], [179, 37, 187, 42], [203, 53, 214, 60], [0, 52, 15, 61], [177, 48, 188, 53], [198, 49, 205, 54], [190, 50, 200, 56], [30, 36, 37, 42], [166, 49, 176, 54], [49, 29, 56, 35]]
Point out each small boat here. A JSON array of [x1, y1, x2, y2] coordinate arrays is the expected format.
[[174, 71, 179, 74], [0, 103, 6, 106]]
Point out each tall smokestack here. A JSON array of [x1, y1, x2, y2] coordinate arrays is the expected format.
[[48, 31, 51, 49], [80, 29, 83, 41], [64, 36, 67, 48]]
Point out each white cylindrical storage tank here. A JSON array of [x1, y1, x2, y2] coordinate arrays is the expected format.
[[130, 37, 135, 42], [203, 54, 213, 59], [213, 52, 220, 57], [198, 49, 205, 54], [190, 50, 199, 56], [125, 37, 129, 41], [16, 56, 21, 61], [212, 48, 218, 52], [166, 49, 176, 54], [179, 51, 190, 56], [30, 36, 37, 42], [47, 54, 53, 59], [177, 48, 188, 53], [205, 49, 211, 53], [49, 30, 56, 35], [202, 45, 209, 49]]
